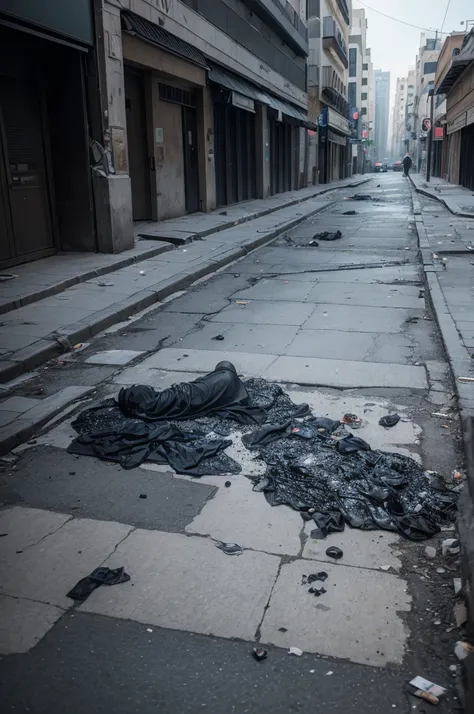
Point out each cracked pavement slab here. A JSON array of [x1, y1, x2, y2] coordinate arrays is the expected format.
[[0, 174, 462, 712]]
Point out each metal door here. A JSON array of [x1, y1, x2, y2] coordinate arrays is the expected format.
[[182, 106, 200, 214], [0, 75, 54, 268], [124, 68, 152, 221]]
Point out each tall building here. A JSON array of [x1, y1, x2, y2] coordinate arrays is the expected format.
[[348, 8, 374, 173], [0, 0, 312, 267], [414, 34, 441, 171], [405, 68, 416, 157], [391, 76, 408, 159], [307, 0, 352, 183], [374, 70, 390, 160]]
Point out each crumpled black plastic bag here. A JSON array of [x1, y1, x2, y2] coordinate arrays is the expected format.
[[312, 510, 345, 537], [67, 566, 130, 601]]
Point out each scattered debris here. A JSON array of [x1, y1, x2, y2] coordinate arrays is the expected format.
[[288, 647, 303, 657], [212, 334, 225, 341], [278, 627, 288, 633], [341, 413, 362, 429], [453, 470, 464, 481], [449, 664, 457, 673], [326, 546, 343, 560], [458, 376, 474, 383], [235, 300, 249, 305], [215, 541, 243, 556], [353, 194, 372, 201], [139, 494, 147, 499], [418, 289, 425, 298], [412, 690, 440, 705], [410, 676, 447, 701], [139, 270, 146, 275], [97, 281, 114, 287], [380, 565, 391, 571], [0, 272, 18, 282], [147, 628, 153, 633], [233, 274, 240, 278], [312, 230, 342, 242], [431, 412, 453, 419], [436, 567, 446, 574], [425, 546, 437, 559], [308, 240, 319, 247], [325, 671, 333, 676], [453, 578, 462, 595], [71, 342, 89, 353], [379, 414, 401, 428], [252, 648, 268, 661], [343, 210, 358, 215], [67, 566, 130, 602], [454, 602, 468, 628], [454, 641, 474, 661], [441, 538, 459, 556], [225, 481, 232, 488]]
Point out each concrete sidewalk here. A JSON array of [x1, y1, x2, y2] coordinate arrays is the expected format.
[[410, 172, 474, 218], [0, 177, 369, 317], [0, 176, 369, 386]]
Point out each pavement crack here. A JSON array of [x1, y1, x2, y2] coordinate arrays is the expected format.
[[18, 515, 74, 552], [98, 526, 136, 566], [254, 557, 284, 642]]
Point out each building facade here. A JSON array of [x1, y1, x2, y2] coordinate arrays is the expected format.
[[413, 34, 441, 172], [391, 76, 407, 160], [1, 0, 312, 267], [374, 70, 390, 160], [0, 0, 96, 269], [404, 68, 416, 158], [435, 29, 474, 189], [348, 8, 367, 174], [362, 48, 376, 168], [307, 0, 351, 184]]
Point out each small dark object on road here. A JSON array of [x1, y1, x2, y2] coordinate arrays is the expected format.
[[406, 316, 419, 324], [0, 533, 8, 537], [377, 184, 381, 188], [418, 289, 425, 299], [309, 585, 327, 596], [343, 210, 358, 215], [233, 274, 240, 278], [225, 480, 231, 487], [326, 546, 343, 560], [353, 194, 372, 201], [312, 231, 342, 242], [252, 648, 268, 661], [342, 412, 362, 429], [212, 334, 225, 341], [308, 572, 328, 583], [215, 541, 243, 556], [69, 471, 76, 476], [139, 494, 147, 499], [278, 627, 288, 632], [67, 566, 130, 602], [310, 528, 325, 539], [308, 240, 319, 247], [379, 414, 401, 428], [313, 511, 345, 537]]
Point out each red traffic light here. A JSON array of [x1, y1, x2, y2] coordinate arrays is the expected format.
[[352, 111, 359, 120]]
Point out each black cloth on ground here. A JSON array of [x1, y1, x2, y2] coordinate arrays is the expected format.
[[67, 566, 130, 601], [118, 361, 267, 425]]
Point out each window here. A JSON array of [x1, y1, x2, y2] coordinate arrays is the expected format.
[[363, 63, 368, 70], [362, 78, 368, 86], [361, 107, 367, 115], [424, 61, 438, 75], [361, 92, 367, 100], [349, 48, 357, 77], [348, 82, 357, 109], [308, 0, 320, 17]]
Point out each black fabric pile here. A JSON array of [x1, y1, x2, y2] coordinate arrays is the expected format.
[[68, 364, 457, 539]]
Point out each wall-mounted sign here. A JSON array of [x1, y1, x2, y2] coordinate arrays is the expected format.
[[434, 127, 444, 141]]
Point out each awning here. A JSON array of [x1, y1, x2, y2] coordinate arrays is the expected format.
[[208, 62, 314, 126], [121, 11, 207, 68]]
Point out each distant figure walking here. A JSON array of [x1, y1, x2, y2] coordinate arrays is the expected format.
[[403, 153, 412, 177]]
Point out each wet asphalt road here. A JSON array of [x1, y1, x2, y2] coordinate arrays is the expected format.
[[0, 173, 464, 713]]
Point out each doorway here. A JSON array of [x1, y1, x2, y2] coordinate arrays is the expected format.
[[124, 67, 152, 221], [0, 75, 54, 268], [182, 106, 200, 214]]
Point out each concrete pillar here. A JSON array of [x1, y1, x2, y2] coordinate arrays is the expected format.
[[255, 104, 270, 198], [196, 86, 216, 212], [92, 1, 133, 253]]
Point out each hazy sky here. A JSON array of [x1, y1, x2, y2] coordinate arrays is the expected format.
[[353, 0, 473, 84]]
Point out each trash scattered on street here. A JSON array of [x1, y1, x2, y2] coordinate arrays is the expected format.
[[225, 480, 231, 487], [325, 671, 333, 676], [139, 494, 147, 499], [288, 647, 303, 656], [341, 413, 362, 429], [308, 239, 319, 247], [235, 300, 249, 305], [454, 641, 474, 660], [453, 470, 464, 481], [147, 628, 153, 633], [412, 690, 440, 705], [425, 546, 437, 559], [380, 565, 391, 571], [215, 541, 243, 556], [458, 376, 474, 383], [252, 648, 268, 661], [67, 566, 130, 602], [212, 334, 225, 341], [409, 676, 447, 700], [343, 210, 358, 215], [326, 546, 343, 560], [71, 342, 89, 353], [441, 538, 459, 556], [312, 230, 342, 242], [353, 194, 372, 201], [454, 602, 468, 627], [379, 414, 401, 428], [453, 578, 462, 595], [139, 270, 146, 275]]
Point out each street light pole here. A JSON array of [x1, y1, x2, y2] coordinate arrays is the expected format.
[[426, 89, 435, 182]]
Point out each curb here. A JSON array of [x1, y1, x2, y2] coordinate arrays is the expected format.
[[410, 182, 474, 712], [0, 196, 348, 384], [409, 175, 474, 219], [0, 177, 371, 318]]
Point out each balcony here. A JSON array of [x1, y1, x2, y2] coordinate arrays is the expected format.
[[322, 17, 348, 69], [321, 65, 348, 117], [336, 0, 350, 25], [241, 0, 308, 56], [436, 32, 473, 95]]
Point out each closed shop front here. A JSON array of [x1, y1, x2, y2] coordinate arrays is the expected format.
[[0, 2, 94, 268], [460, 107, 474, 191], [319, 108, 351, 183]]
